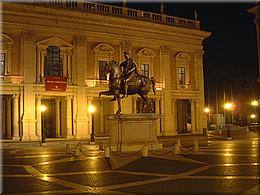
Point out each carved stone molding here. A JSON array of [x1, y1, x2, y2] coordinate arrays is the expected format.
[[22, 31, 36, 41], [93, 43, 115, 54], [0, 34, 14, 45], [120, 40, 132, 52], [137, 48, 156, 57], [194, 50, 203, 59], [175, 52, 191, 61], [74, 35, 86, 46], [160, 45, 170, 55]]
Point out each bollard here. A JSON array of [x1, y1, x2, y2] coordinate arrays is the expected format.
[[104, 146, 110, 158], [174, 139, 181, 154], [75, 145, 81, 156], [142, 145, 148, 157], [246, 126, 250, 133], [194, 139, 199, 152]]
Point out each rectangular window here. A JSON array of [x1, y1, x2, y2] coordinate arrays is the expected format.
[[141, 64, 149, 77], [44, 46, 63, 77], [99, 60, 107, 80], [0, 53, 6, 75], [178, 67, 185, 84]]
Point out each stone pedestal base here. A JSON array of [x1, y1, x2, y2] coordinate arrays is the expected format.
[[107, 114, 162, 152]]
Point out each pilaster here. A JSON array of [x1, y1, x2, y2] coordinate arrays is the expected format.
[[55, 98, 61, 137], [66, 95, 74, 139], [12, 94, 20, 140], [6, 96, 12, 139]]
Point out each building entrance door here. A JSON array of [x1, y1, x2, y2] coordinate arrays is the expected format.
[[176, 99, 191, 134], [42, 98, 62, 138], [1, 95, 13, 139]]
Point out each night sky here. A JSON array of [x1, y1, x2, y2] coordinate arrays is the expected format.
[[107, 1, 258, 117]]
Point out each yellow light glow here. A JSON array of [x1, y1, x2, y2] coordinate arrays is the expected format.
[[224, 102, 234, 110], [250, 114, 256, 119], [251, 100, 258, 106], [204, 107, 210, 113], [88, 104, 96, 114], [41, 105, 47, 112]]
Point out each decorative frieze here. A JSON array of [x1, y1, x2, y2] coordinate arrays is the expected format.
[[160, 45, 170, 55], [120, 40, 132, 52], [22, 31, 36, 41], [74, 35, 86, 46]]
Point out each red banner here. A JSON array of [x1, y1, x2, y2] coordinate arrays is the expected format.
[[45, 77, 67, 91]]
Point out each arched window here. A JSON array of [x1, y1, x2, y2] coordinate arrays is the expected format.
[[175, 52, 191, 89], [36, 36, 73, 82], [0, 34, 14, 76], [137, 48, 156, 78], [93, 43, 115, 80], [44, 46, 63, 77]]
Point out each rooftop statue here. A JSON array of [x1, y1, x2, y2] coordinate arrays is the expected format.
[[99, 51, 156, 115]]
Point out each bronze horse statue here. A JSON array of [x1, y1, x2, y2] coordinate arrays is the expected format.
[[98, 60, 156, 115]]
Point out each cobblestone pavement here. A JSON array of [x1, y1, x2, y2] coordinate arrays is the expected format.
[[1, 131, 260, 194]]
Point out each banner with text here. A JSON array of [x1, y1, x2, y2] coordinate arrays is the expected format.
[[45, 77, 67, 91]]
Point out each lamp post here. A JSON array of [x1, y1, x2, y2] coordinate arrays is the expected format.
[[41, 105, 47, 145], [224, 102, 234, 140], [250, 100, 258, 125], [204, 107, 210, 135], [88, 104, 96, 144]]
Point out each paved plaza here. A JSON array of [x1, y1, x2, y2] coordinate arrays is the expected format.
[[1, 130, 260, 194]]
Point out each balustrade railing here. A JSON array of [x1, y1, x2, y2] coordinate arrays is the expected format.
[[0, 75, 23, 84], [33, 0, 200, 30]]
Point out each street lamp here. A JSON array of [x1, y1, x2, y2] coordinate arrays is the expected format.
[[88, 104, 96, 144], [204, 107, 210, 135], [224, 102, 234, 140], [41, 105, 47, 145], [251, 100, 258, 106]]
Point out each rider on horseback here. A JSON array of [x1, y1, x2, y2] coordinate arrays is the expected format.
[[120, 51, 139, 98]]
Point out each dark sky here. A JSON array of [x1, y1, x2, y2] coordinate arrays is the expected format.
[[105, 1, 258, 114]]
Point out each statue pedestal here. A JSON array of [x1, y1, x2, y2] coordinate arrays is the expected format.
[[106, 114, 162, 152]]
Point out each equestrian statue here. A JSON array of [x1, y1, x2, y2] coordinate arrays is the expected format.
[[99, 51, 156, 115]]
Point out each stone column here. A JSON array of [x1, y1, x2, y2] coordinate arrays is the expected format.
[[191, 99, 196, 134], [12, 94, 20, 140], [100, 102, 104, 134], [6, 97, 12, 139], [194, 50, 207, 132], [155, 98, 161, 135], [66, 96, 73, 139], [55, 98, 61, 138], [172, 98, 177, 135], [160, 45, 174, 135], [74, 35, 88, 139], [22, 31, 37, 141], [87, 97, 94, 137], [2, 98, 6, 138], [67, 51, 72, 84], [35, 95, 42, 138]]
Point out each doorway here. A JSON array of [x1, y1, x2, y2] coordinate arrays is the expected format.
[[41, 98, 63, 138], [176, 99, 191, 134]]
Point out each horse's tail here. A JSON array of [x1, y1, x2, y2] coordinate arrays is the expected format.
[[151, 77, 156, 95]]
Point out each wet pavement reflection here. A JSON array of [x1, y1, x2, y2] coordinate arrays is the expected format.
[[1, 131, 260, 194]]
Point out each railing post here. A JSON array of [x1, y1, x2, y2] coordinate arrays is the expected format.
[[174, 139, 181, 154], [104, 145, 110, 158], [142, 145, 148, 157], [194, 139, 199, 152]]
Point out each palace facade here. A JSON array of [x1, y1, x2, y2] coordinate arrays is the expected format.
[[1, 1, 210, 141]]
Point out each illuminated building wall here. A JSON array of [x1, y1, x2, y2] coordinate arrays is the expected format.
[[1, 1, 210, 141]]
